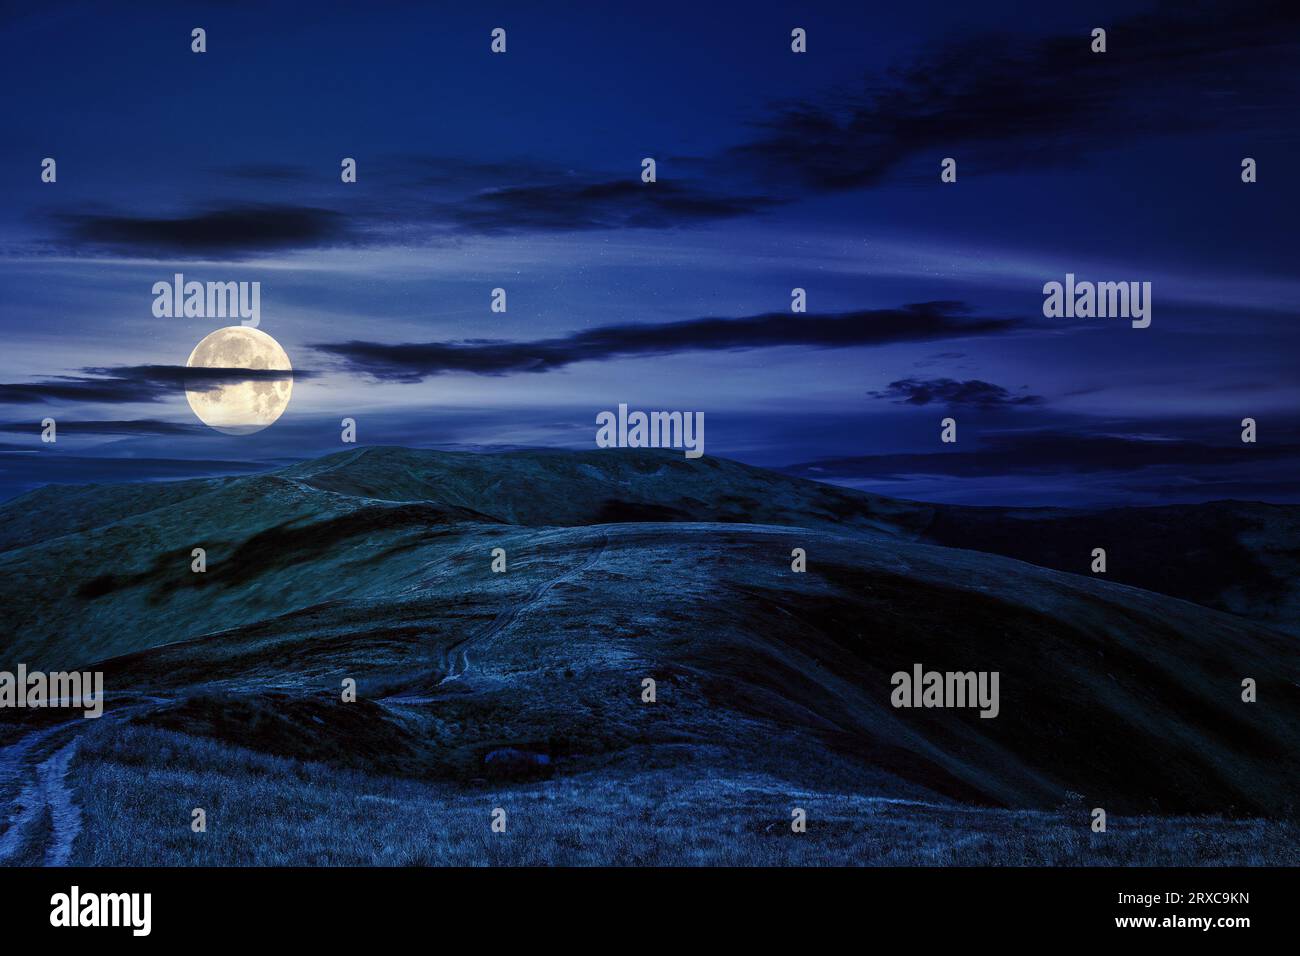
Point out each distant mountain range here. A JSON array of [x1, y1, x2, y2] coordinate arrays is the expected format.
[[1, 446, 1297, 865]]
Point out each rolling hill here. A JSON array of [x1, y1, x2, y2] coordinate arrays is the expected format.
[[1, 446, 1297, 865]]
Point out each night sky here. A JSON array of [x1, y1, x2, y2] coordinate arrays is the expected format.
[[1, 0, 1297, 505]]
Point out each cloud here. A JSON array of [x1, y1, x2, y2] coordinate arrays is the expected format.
[[0, 419, 204, 436], [24, 3, 1298, 262], [730, 0, 1300, 191], [868, 377, 1042, 408], [444, 179, 782, 234], [313, 301, 1023, 380], [372, 155, 783, 234], [0, 375, 165, 406], [0, 366, 311, 405], [42, 172, 778, 256], [51, 204, 349, 257]]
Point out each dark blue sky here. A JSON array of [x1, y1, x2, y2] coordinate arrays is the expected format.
[[1, 0, 1298, 505]]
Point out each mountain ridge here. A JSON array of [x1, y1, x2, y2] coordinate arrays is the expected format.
[[2, 445, 1296, 641]]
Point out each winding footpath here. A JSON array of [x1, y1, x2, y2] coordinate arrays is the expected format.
[[388, 530, 609, 702], [0, 720, 83, 866], [0, 697, 166, 866]]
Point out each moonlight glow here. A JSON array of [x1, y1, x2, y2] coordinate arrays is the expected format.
[[184, 327, 293, 435]]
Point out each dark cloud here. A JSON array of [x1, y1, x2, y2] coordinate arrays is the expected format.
[[32, 4, 1300, 260], [52, 204, 349, 257], [445, 179, 782, 234], [369, 155, 782, 233], [730, 0, 1300, 191], [46, 174, 776, 254], [85, 365, 313, 388], [869, 377, 1042, 408], [319, 1, 1300, 243], [784, 432, 1300, 481], [0, 366, 310, 405], [313, 301, 1023, 380], [0, 419, 204, 436], [0, 375, 165, 405]]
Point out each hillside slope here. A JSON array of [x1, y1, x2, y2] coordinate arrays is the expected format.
[[0, 447, 928, 667], [1, 447, 1297, 831], [73, 519, 1300, 819]]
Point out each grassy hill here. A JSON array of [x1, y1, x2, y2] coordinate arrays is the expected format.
[[0, 447, 929, 668], [1, 446, 1297, 865]]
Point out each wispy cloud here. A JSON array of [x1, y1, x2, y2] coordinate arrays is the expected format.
[[0, 419, 204, 436], [312, 301, 1024, 380], [869, 377, 1042, 408], [50, 205, 349, 258], [0, 366, 312, 405], [443, 179, 782, 234], [730, 0, 1300, 191], [24, 2, 1300, 263]]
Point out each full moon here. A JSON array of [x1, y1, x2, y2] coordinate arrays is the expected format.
[[185, 326, 293, 435]]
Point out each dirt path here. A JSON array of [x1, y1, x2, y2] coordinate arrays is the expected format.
[[0, 720, 83, 865], [0, 697, 167, 866], [387, 530, 609, 702]]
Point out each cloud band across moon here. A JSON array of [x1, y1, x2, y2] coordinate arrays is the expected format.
[[0, 301, 1021, 404], [0, 366, 311, 405]]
